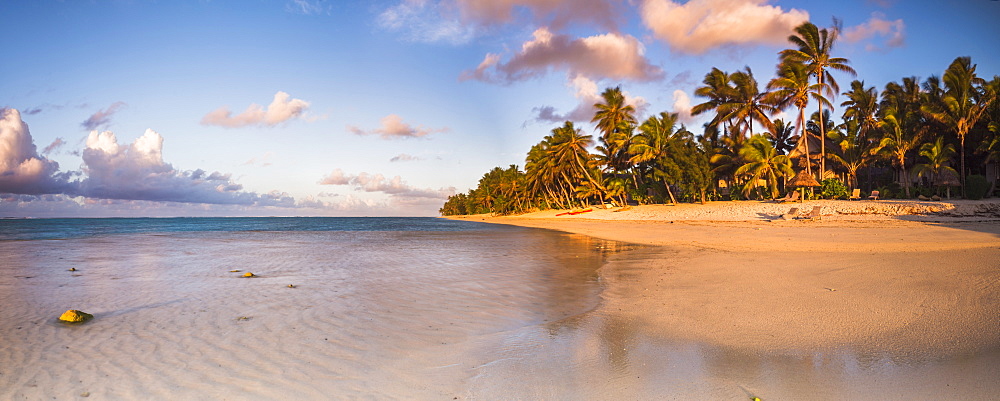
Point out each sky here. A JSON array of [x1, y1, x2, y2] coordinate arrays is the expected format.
[[1, 0, 997, 217]]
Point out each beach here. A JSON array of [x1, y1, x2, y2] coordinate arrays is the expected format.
[[449, 199, 1000, 399], [1, 209, 998, 400]]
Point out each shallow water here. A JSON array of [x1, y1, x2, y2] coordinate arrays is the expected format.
[[0, 218, 623, 399]]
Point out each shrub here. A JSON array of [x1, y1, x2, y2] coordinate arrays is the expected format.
[[965, 175, 989, 200], [820, 178, 848, 199]]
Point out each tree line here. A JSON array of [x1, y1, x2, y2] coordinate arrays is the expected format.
[[441, 22, 998, 216]]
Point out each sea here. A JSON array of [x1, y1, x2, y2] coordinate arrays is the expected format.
[[0, 217, 630, 400]]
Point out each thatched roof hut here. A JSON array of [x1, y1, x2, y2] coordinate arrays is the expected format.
[[789, 169, 821, 187]]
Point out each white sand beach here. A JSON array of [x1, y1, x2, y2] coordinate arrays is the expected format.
[[448, 199, 1000, 399]]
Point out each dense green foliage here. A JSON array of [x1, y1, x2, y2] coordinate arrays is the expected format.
[[442, 22, 998, 215]]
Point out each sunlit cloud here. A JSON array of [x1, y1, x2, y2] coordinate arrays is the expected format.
[[843, 12, 905, 52], [462, 27, 663, 83], [81, 101, 126, 131], [671, 90, 694, 124], [244, 152, 274, 167], [347, 114, 448, 139], [640, 0, 808, 54], [377, 0, 477, 45], [319, 168, 455, 199], [0, 108, 71, 195], [201, 91, 311, 128], [533, 75, 648, 123]]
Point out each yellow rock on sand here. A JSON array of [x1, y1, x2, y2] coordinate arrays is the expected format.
[[59, 310, 93, 323], [229, 269, 241, 272], [243, 272, 256, 278]]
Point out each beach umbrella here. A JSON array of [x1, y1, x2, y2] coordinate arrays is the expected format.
[[788, 169, 821, 202]]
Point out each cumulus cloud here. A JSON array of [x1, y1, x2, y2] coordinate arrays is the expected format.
[[671, 90, 694, 124], [319, 168, 454, 200], [843, 12, 905, 52], [461, 27, 664, 84], [390, 153, 421, 162], [0, 108, 72, 195], [533, 75, 648, 123], [377, 0, 622, 44], [640, 0, 809, 54], [81, 101, 127, 131], [74, 129, 291, 206], [201, 92, 311, 128], [347, 114, 448, 139]]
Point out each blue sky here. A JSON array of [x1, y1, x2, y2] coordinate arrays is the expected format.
[[1, 0, 997, 217]]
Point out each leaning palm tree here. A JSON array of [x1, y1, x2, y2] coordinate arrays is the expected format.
[[735, 134, 794, 199], [766, 60, 831, 175], [921, 57, 996, 196], [781, 21, 856, 180], [549, 121, 607, 201], [877, 107, 924, 197], [719, 67, 778, 138]]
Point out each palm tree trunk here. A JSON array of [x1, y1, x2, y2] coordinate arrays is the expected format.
[[818, 71, 826, 180], [959, 133, 967, 198], [662, 180, 678, 204], [799, 107, 811, 175]]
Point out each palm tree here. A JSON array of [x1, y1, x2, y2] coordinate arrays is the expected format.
[[735, 134, 794, 199], [630, 112, 684, 204], [841, 80, 881, 141], [921, 57, 996, 196], [592, 87, 637, 173], [877, 106, 924, 197], [719, 67, 777, 138], [913, 136, 958, 196], [767, 118, 797, 155], [549, 122, 606, 201], [691, 68, 735, 133], [766, 60, 831, 175], [781, 21, 856, 180], [826, 118, 879, 189]]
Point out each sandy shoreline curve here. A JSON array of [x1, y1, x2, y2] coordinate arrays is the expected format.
[[446, 199, 1000, 357]]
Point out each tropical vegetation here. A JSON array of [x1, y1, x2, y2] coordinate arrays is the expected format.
[[441, 21, 999, 216]]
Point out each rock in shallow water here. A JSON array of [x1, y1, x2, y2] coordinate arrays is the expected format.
[[59, 310, 93, 323]]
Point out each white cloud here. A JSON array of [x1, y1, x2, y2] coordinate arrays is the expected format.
[[319, 168, 454, 200], [244, 152, 274, 167], [377, 0, 478, 45], [640, 0, 808, 54], [533, 75, 648, 123], [0, 108, 70, 195], [286, 0, 330, 15], [81, 101, 126, 131], [347, 114, 448, 139], [461, 27, 664, 83], [843, 12, 905, 52], [390, 153, 421, 162], [377, 0, 622, 44], [201, 92, 311, 128], [671, 90, 694, 124]]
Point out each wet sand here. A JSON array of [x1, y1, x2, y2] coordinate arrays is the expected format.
[[449, 200, 1000, 399]]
